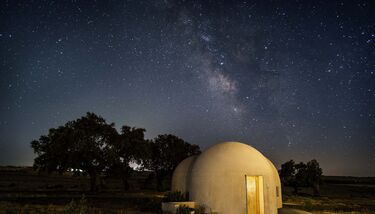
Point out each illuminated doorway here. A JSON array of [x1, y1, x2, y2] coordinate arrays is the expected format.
[[245, 175, 265, 214]]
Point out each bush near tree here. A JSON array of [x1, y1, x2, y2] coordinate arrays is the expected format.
[[142, 134, 201, 190]]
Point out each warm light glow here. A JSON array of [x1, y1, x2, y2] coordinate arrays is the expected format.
[[246, 175, 264, 214]]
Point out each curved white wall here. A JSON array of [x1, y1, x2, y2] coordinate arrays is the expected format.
[[267, 159, 283, 208], [171, 156, 197, 193]]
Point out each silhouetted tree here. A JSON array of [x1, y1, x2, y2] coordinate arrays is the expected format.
[[106, 126, 147, 191], [280, 160, 296, 186], [143, 134, 201, 191], [31, 112, 117, 192], [280, 159, 323, 196], [306, 159, 322, 196]]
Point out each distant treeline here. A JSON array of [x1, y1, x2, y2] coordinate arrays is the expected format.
[[2, 166, 374, 186], [322, 176, 375, 185], [280, 160, 375, 196]]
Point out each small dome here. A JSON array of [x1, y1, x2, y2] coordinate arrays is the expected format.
[[171, 155, 197, 193]]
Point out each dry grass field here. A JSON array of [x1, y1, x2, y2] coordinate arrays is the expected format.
[[282, 176, 375, 213], [0, 166, 164, 213], [0, 166, 374, 213]]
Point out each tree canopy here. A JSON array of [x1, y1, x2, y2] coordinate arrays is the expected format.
[[31, 112, 200, 192], [31, 112, 117, 191], [105, 126, 147, 190]]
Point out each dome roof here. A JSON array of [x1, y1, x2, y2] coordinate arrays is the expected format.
[[190, 142, 271, 176]]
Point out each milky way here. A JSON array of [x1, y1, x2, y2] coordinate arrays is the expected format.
[[0, 0, 374, 176]]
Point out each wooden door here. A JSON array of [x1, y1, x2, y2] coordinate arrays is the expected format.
[[246, 175, 264, 214]]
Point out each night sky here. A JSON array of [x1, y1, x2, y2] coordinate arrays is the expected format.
[[1, 0, 374, 176]]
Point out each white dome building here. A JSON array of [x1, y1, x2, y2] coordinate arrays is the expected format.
[[171, 142, 282, 214]]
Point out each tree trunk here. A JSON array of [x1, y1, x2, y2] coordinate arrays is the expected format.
[[97, 175, 103, 191], [122, 176, 130, 191], [313, 183, 320, 196], [89, 172, 98, 192], [293, 183, 299, 195], [156, 172, 163, 191]]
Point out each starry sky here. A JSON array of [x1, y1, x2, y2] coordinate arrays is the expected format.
[[1, 0, 374, 176]]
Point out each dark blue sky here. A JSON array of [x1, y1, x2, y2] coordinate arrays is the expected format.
[[1, 0, 374, 176]]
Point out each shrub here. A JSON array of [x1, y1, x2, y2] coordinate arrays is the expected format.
[[177, 205, 193, 214], [137, 197, 162, 213], [163, 191, 189, 202], [194, 205, 205, 214], [63, 195, 88, 214]]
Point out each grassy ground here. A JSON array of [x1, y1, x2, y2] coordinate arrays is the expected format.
[[0, 201, 158, 214], [0, 166, 164, 213], [0, 166, 374, 213], [0, 191, 164, 213], [282, 180, 375, 213]]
